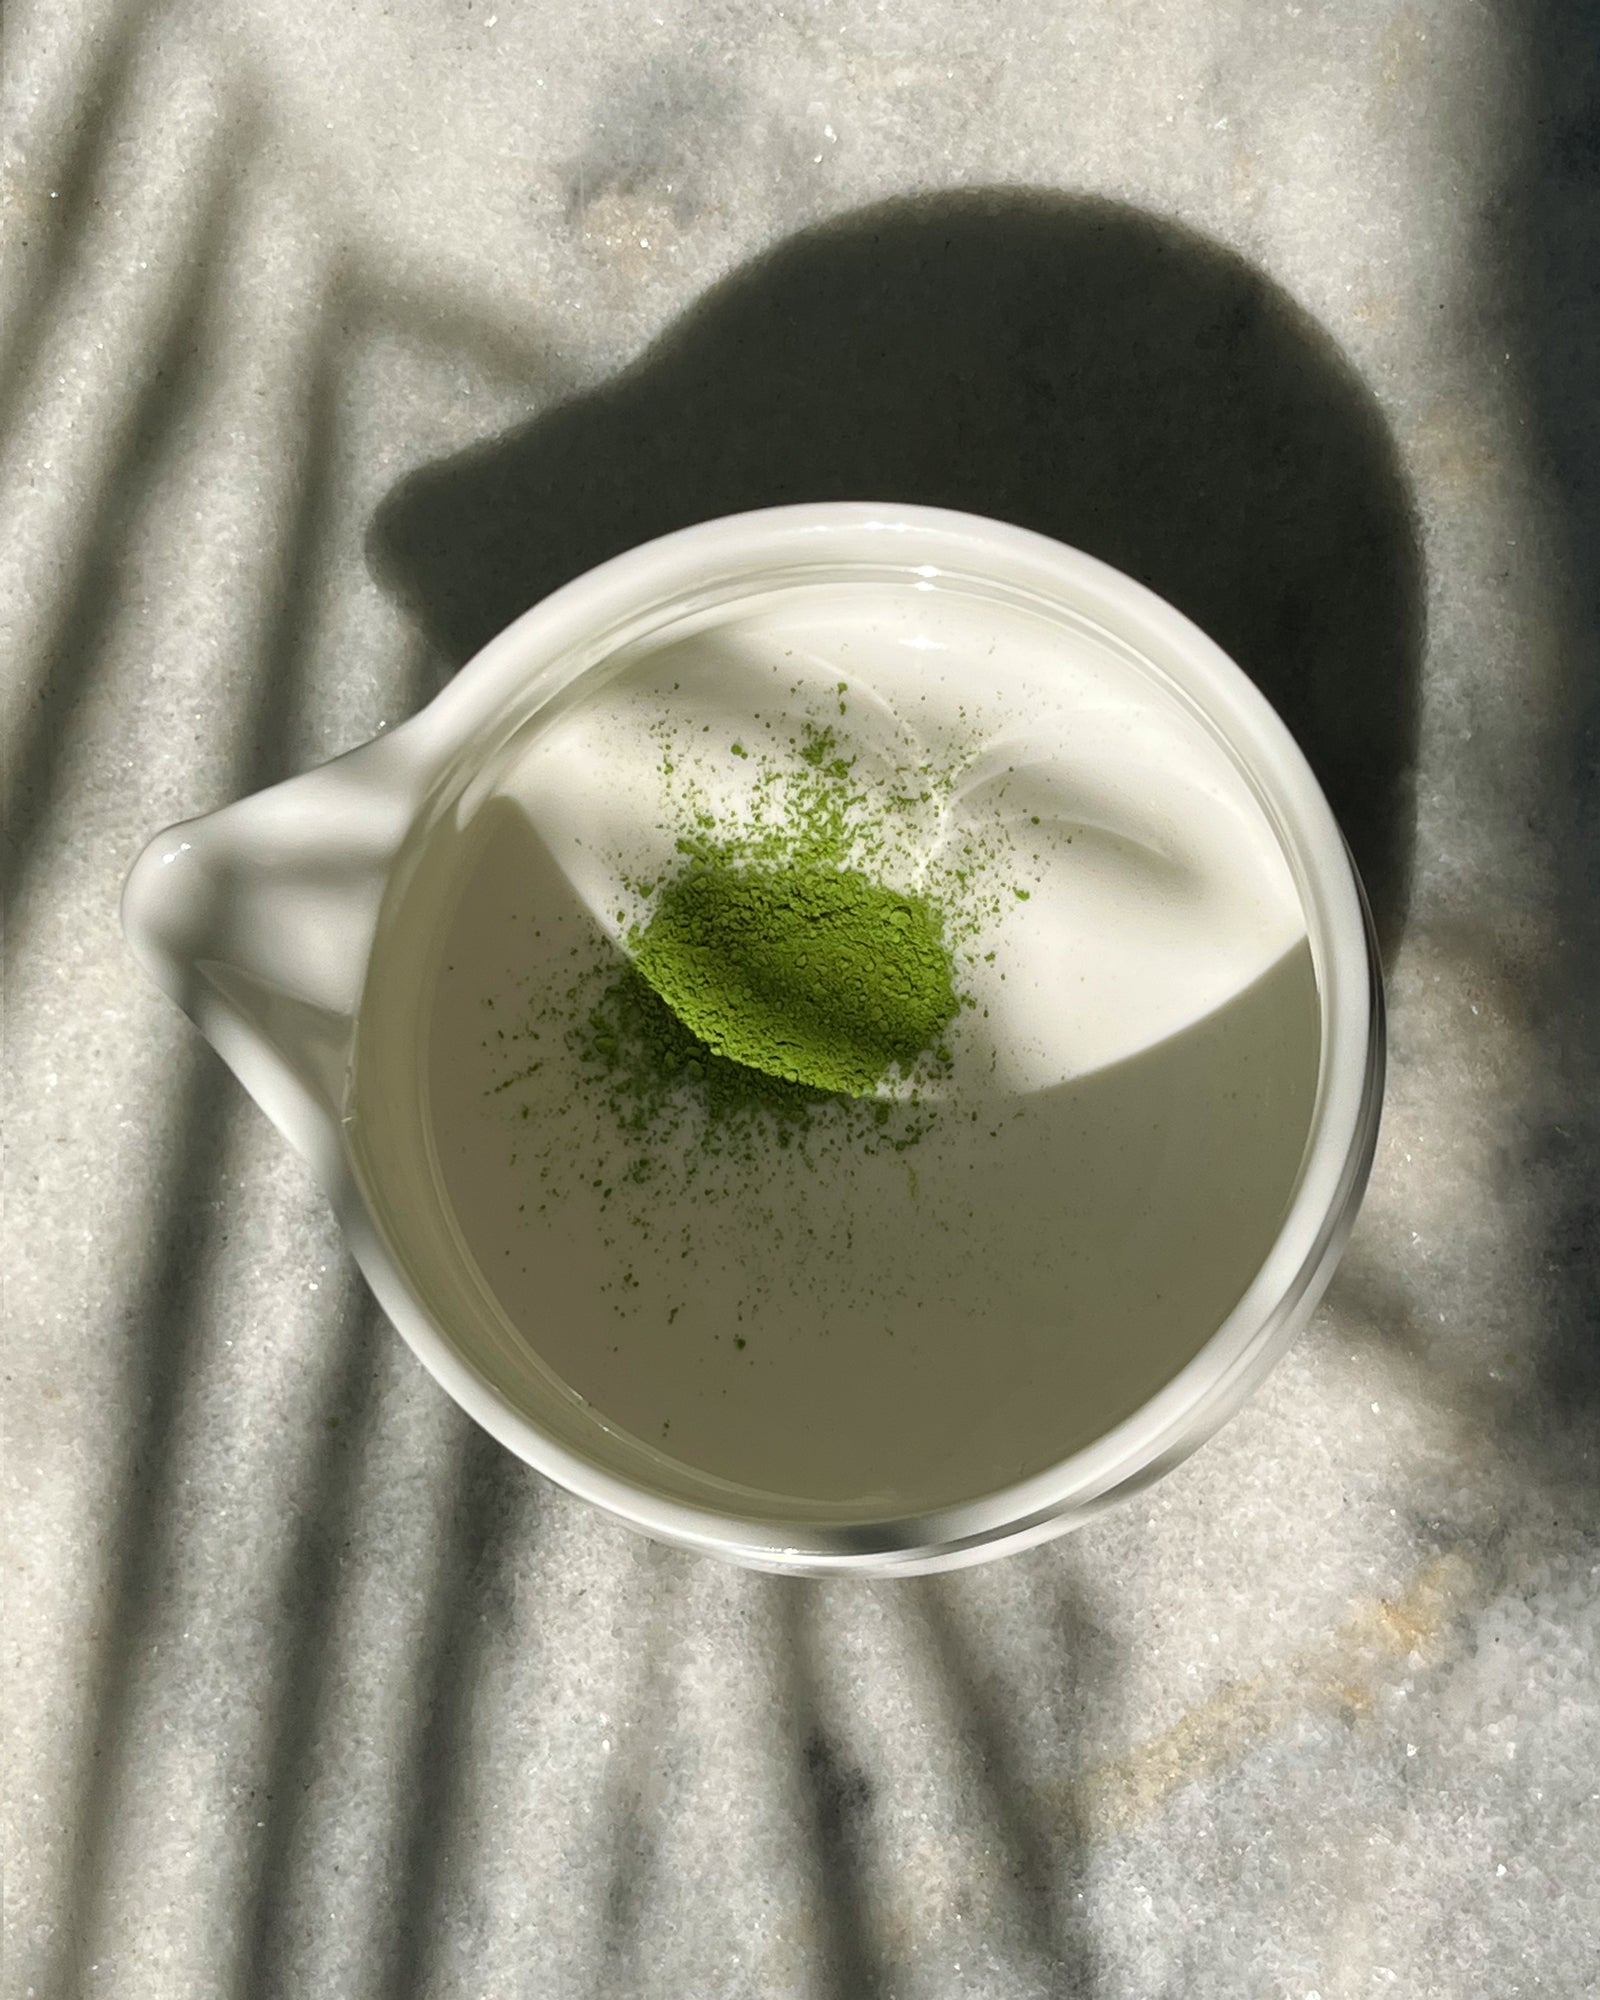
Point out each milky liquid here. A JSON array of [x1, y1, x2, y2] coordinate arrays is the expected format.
[[354, 576, 1320, 1518]]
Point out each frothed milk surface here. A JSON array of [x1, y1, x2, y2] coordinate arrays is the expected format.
[[356, 577, 1319, 1516]]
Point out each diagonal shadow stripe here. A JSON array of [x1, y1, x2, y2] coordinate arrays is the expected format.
[[38, 249, 343, 2000], [585, 1546, 680, 2000], [376, 1420, 538, 2000], [35, 1043, 241, 2000], [231, 1281, 388, 2000], [776, 1583, 885, 2000], [1, 102, 253, 924], [1506, 0, 1600, 1443], [910, 1577, 1102, 1996], [0, 1, 162, 449]]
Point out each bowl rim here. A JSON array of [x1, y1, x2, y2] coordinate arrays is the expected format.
[[341, 500, 1383, 1575]]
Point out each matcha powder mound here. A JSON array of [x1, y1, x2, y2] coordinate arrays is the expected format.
[[533, 709, 1006, 1168], [633, 857, 959, 1097]]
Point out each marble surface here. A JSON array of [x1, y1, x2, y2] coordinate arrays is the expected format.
[[5, 0, 1599, 1993]]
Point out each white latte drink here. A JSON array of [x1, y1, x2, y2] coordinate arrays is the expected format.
[[354, 576, 1319, 1516]]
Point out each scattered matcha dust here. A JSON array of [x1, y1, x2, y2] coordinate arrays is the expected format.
[[577, 953, 841, 1147], [548, 710, 989, 1171], [631, 858, 959, 1095], [489, 690, 1034, 1256]]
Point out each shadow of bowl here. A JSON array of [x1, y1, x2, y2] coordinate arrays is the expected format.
[[369, 187, 1423, 956]]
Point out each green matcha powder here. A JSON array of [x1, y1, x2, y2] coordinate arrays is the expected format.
[[634, 856, 957, 1096], [569, 715, 967, 1157]]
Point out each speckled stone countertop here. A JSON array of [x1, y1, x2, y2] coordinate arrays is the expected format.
[[5, 1, 1599, 1994]]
